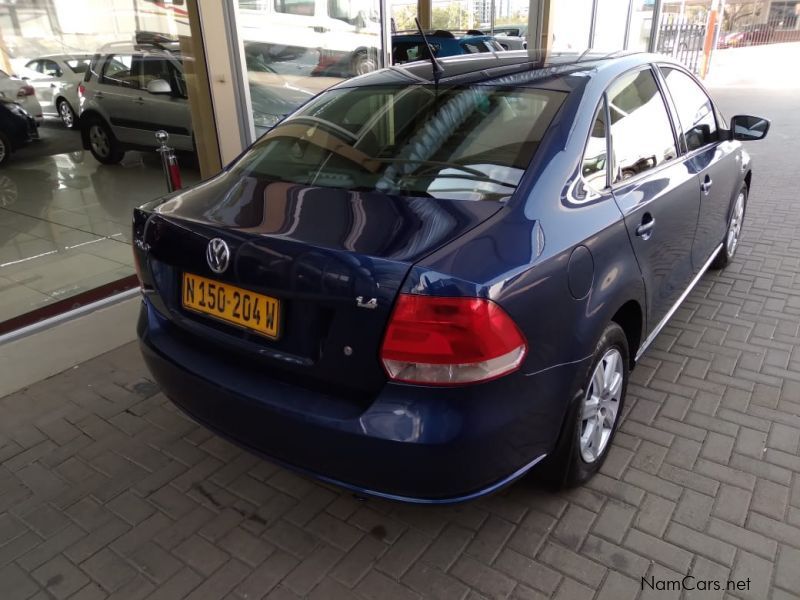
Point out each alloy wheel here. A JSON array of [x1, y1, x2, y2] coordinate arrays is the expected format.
[[0, 138, 6, 164], [0, 175, 17, 207], [726, 192, 745, 257], [579, 348, 623, 463], [59, 101, 74, 128], [89, 124, 110, 158]]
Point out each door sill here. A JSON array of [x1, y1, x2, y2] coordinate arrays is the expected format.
[[635, 243, 722, 362]]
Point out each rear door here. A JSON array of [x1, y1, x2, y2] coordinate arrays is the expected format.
[[658, 65, 739, 268], [609, 66, 701, 333], [97, 53, 143, 144], [31, 59, 62, 113], [24, 60, 53, 113]]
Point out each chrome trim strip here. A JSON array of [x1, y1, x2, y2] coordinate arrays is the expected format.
[[635, 243, 722, 362], [0, 288, 140, 346], [524, 353, 593, 377]]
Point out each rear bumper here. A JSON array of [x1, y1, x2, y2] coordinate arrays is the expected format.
[[139, 298, 580, 503]]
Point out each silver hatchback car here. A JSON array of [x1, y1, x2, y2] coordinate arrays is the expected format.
[[79, 43, 193, 164]]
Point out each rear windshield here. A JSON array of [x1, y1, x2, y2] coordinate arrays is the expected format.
[[231, 84, 567, 202]]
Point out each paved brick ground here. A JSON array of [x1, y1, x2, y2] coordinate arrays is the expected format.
[[1, 84, 799, 599]]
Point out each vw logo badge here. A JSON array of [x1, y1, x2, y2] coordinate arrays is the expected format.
[[206, 238, 230, 274]]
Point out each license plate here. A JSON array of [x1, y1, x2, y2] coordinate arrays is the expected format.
[[182, 273, 280, 339]]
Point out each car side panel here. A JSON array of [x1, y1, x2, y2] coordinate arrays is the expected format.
[[686, 140, 742, 267], [613, 163, 700, 332]]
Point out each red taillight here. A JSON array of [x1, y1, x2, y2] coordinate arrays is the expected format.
[[17, 85, 34, 97], [380, 294, 527, 386], [78, 83, 85, 97]]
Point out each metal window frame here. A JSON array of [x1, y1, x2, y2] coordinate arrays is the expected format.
[[213, 0, 392, 151]]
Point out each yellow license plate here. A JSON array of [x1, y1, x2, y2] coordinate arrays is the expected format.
[[182, 273, 280, 339]]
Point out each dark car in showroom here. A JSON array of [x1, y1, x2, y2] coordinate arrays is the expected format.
[[134, 50, 768, 503], [0, 97, 38, 165]]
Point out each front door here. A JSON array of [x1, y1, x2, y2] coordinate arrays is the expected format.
[[609, 67, 701, 333], [659, 65, 741, 268], [130, 54, 192, 150]]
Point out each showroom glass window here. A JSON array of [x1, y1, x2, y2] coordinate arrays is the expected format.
[[608, 68, 677, 182], [0, 0, 210, 330], [236, 0, 383, 142], [661, 67, 718, 151]]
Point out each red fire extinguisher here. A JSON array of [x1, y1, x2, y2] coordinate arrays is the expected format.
[[155, 130, 182, 192]]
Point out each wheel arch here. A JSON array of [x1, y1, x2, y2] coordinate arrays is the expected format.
[[79, 110, 109, 148], [610, 299, 644, 369]]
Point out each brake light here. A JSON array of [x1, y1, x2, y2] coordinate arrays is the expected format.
[[17, 85, 34, 97], [380, 294, 527, 385], [78, 83, 85, 97]]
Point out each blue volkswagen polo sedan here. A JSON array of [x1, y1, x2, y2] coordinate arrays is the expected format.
[[135, 51, 768, 503]]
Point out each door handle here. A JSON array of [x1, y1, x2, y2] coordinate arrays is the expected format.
[[311, 26, 329, 32], [134, 97, 146, 104], [701, 176, 713, 194], [636, 215, 656, 240], [94, 92, 104, 99], [50, 83, 57, 88]]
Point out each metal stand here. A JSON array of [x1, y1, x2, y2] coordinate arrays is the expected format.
[[155, 130, 182, 193]]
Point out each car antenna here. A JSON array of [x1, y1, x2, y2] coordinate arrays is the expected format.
[[414, 17, 444, 88]]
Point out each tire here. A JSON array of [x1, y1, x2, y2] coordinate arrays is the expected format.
[[0, 133, 10, 166], [57, 99, 78, 129], [544, 322, 629, 488], [711, 184, 747, 270], [351, 50, 376, 76], [84, 116, 124, 165]]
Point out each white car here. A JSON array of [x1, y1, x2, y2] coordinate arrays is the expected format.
[[19, 54, 91, 129], [0, 69, 43, 127]]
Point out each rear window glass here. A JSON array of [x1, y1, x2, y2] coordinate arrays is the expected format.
[[65, 59, 90, 74], [231, 84, 567, 202]]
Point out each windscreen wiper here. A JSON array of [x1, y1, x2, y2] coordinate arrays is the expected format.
[[371, 158, 487, 178], [380, 159, 517, 188]]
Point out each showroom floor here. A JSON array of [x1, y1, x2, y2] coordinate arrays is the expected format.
[[1, 48, 800, 599], [0, 122, 199, 324]]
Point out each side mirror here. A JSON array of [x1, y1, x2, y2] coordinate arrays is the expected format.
[[146, 78, 172, 95], [730, 114, 770, 141]]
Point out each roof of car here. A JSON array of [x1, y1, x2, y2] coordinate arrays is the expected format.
[[93, 43, 181, 59], [341, 50, 665, 90], [35, 53, 93, 61], [392, 32, 496, 42]]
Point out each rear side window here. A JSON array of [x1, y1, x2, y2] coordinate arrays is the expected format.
[[85, 54, 102, 81], [101, 54, 139, 89], [576, 99, 609, 201], [275, 0, 315, 15], [660, 67, 718, 151], [231, 84, 567, 202], [461, 41, 490, 54], [42, 60, 62, 77], [393, 42, 440, 64], [608, 68, 677, 182], [65, 59, 90, 74]]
